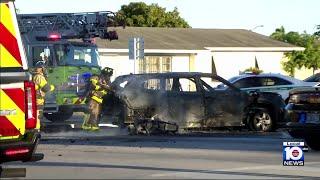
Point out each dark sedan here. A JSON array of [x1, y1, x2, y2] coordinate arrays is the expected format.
[[286, 87, 320, 150], [104, 72, 286, 133], [304, 73, 320, 82]]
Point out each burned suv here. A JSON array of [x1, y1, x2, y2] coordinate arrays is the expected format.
[[105, 73, 285, 134]]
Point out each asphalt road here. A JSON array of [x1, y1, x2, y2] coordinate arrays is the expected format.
[[3, 129, 320, 179]]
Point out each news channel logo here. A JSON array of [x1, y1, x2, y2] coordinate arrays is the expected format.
[[283, 142, 304, 166]]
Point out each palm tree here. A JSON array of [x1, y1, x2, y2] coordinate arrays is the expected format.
[[270, 26, 286, 41]]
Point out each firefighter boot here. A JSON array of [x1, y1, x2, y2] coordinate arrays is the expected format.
[[90, 124, 100, 131], [82, 114, 91, 130]]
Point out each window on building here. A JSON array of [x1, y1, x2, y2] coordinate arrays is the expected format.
[[142, 78, 161, 90], [165, 78, 197, 92], [139, 56, 172, 73]]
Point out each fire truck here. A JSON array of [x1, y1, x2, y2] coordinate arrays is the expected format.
[[17, 11, 120, 122], [0, 0, 43, 177]]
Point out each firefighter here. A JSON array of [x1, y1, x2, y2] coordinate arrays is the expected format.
[[82, 67, 113, 131], [32, 61, 55, 122]]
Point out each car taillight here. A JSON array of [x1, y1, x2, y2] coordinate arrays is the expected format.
[[308, 94, 320, 103], [24, 81, 37, 129], [289, 94, 308, 104], [289, 93, 320, 104], [5, 147, 30, 156]]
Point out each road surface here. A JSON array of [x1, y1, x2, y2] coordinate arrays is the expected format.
[[3, 130, 320, 179]]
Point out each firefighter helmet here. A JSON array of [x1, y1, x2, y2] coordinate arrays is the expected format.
[[35, 60, 46, 68], [34, 61, 46, 74], [101, 67, 113, 76]]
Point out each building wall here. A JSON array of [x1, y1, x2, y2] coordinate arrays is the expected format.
[[99, 50, 286, 83], [99, 55, 133, 81], [172, 55, 189, 72], [99, 53, 191, 81], [294, 67, 314, 80], [211, 52, 285, 80], [280, 56, 316, 80]]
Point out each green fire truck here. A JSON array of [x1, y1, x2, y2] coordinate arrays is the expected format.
[[17, 11, 120, 122]]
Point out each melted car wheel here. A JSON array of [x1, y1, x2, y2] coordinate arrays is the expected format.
[[250, 108, 273, 132]]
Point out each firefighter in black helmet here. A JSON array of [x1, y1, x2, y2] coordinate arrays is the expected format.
[[82, 67, 113, 130], [32, 61, 54, 125]]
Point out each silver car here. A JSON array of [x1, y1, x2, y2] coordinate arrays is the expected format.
[[224, 73, 319, 102]]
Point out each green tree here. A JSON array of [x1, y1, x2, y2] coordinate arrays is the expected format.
[[116, 2, 190, 28], [271, 27, 320, 76], [270, 26, 286, 41], [315, 25, 320, 36]]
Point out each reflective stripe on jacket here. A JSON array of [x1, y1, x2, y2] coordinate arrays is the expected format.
[[33, 73, 54, 105], [89, 75, 109, 104]]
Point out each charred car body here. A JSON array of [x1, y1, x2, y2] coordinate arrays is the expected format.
[[104, 73, 286, 134], [286, 87, 320, 151]]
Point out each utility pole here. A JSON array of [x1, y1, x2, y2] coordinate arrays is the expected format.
[[129, 37, 144, 74]]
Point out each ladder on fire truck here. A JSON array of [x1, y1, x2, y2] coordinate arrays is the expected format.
[[17, 11, 122, 42]]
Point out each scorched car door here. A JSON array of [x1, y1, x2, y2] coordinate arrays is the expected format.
[[165, 77, 205, 128], [204, 88, 247, 127]]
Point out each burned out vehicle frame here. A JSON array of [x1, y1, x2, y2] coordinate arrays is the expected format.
[[104, 72, 286, 134]]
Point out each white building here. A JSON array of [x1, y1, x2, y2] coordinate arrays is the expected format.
[[96, 27, 304, 81]]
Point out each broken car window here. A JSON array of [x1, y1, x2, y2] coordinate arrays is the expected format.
[[200, 77, 225, 91], [143, 78, 161, 90], [165, 78, 197, 92], [179, 78, 197, 92]]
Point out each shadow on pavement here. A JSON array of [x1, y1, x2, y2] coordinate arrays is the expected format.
[[39, 128, 299, 152], [22, 161, 318, 179]]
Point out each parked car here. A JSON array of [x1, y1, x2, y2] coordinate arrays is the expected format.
[[285, 87, 320, 151], [104, 72, 286, 133], [304, 73, 320, 82], [221, 73, 319, 102]]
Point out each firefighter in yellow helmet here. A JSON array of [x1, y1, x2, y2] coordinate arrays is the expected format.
[[32, 61, 55, 122], [82, 67, 113, 131]]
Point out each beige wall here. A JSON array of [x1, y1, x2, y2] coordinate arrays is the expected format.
[[293, 67, 314, 80], [171, 55, 189, 72], [280, 56, 316, 80], [99, 50, 291, 84], [99, 55, 134, 81], [211, 52, 285, 80]]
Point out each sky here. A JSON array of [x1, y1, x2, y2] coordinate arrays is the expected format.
[[15, 0, 319, 36]]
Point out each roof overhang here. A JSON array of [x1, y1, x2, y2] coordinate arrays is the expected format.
[[205, 47, 305, 52], [98, 49, 209, 54], [98, 47, 305, 54]]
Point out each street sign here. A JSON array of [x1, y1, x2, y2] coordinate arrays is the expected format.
[[128, 37, 144, 60], [128, 38, 135, 60]]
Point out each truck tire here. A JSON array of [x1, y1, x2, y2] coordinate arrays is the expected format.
[[249, 108, 274, 132], [305, 136, 320, 151], [44, 108, 73, 122]]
